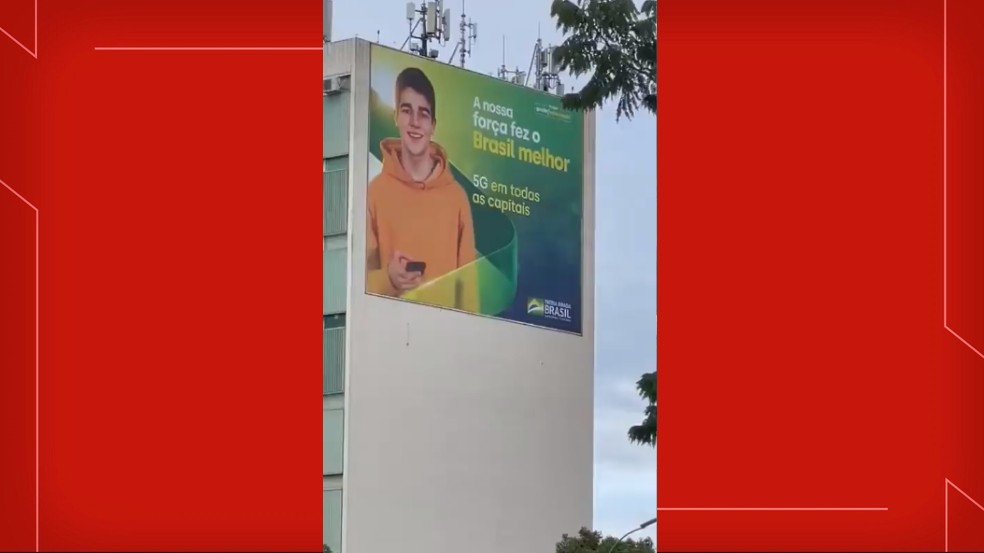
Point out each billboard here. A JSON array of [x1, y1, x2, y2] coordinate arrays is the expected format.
[[366, 44, 584, 334]]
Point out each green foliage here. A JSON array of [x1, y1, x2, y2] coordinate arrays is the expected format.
[[551, 0, 656, 120], [628, 371, 656, 446], [556, 527, 655, 553], [550, 2, 657, 446]]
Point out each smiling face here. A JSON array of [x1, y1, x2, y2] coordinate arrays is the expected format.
[[395, 86, 435, 158]]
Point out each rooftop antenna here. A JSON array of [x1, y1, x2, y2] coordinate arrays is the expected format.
[[498, 35, 525, 85], [404, 1, 452, 59], [497, 35, 505, 78], [447, 0, 478, 67], [324, 0, 333, 43], [524, 31, 565, 95], [525, 28, 541, 88]]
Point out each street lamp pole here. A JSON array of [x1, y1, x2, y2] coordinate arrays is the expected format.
[[607, 517, 657, 553]]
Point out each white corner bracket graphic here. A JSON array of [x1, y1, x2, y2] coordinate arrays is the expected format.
[[0, 178, 40, 553], [945, 478, 984, 552], [942, 0, 984, 361], [0, 0, 38, 58]]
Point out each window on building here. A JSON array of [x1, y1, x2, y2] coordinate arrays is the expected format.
[[324, 157, 348, 237], [324, 408, 344, 476], [323, 243, 347, 315], [324, 314, 345, 395], [323, 488, 342, 553], [324, 313, 345, 328], [323, 91, 350, 159]]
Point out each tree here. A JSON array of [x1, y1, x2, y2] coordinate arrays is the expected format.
[[552, 0, 657, 445], [627, 371, 656, 446], [557, 527, 655, 553], [550, 0, 656, 120]]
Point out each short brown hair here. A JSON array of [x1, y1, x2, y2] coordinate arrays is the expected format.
[[395, 67, 436, 122]]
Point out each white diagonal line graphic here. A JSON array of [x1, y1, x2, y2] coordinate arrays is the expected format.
[[0, 177, 39, 552], [0, 0, 38, 58], [946, 478, 984, 552], [943, 0, 984, 361]]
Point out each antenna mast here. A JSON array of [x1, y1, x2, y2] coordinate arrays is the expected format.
[[497, 36, 526, 85], [454, 0, 478, 68], [493, 27, 565, 94], [499, 35, 505, 77], [404, 1, 453, 59], [324, 0, 333, 43], [526, 37, 565, 95]]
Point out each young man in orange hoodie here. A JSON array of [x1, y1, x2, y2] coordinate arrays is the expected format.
[[366, 67, 478, 312]]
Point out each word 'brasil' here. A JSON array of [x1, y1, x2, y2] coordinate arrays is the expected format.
[[473, 132, 571, 173]]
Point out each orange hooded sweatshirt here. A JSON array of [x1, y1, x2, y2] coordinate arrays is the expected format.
[[366, 138, 478, 312]]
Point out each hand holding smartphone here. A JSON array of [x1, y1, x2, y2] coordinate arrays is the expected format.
[[387, 251, 425, 293]]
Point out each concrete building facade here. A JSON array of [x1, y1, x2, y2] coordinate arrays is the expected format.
[[323, 38, 595, 553]]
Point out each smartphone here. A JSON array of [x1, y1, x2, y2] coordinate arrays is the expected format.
[[405, 261, 426, 275]]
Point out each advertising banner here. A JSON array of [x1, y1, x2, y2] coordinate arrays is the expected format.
[[366, 44, 584, 334]]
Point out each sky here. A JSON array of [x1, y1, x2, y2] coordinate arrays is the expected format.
[[330, 0, 657, 543]]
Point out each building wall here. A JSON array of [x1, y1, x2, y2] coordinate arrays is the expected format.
[[324, 57, 351, 551], [337, 39, 596, 553]]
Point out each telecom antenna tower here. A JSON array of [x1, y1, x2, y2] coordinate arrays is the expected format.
[[447, 0, 478, 67], [497, 36, 526, 85], [526, 35, 565, 95], [324, 0, 332, 43], [405, 1, 453, 59]]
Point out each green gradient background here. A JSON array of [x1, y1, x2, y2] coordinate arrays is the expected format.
[[367, 44, 584, 334]]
